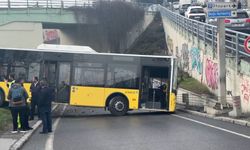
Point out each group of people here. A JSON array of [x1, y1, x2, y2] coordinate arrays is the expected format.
[[5, 74, 53, 134]]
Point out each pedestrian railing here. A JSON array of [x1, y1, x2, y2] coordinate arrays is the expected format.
[[0, 0, 156, 16], [159, 6, 250, 59], [0, 0, 155, 9], [0, 0, 94, 9], [177, 91, 235, 111]]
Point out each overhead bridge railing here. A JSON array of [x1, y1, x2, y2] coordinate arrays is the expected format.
[[0, 0, 154, 9], [159, 6, 250, 58], [0, 0, 95, 9]]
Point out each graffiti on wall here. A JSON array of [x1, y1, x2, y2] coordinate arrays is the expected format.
[[205, 58, 218, 90], [241, 78, 250, 104], [181, 43, 189, 71], [191, 47, 202, 74]]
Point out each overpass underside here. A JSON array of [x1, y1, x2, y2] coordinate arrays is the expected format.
[[0, 8, 97, 25], [0, 6, 155, 52]]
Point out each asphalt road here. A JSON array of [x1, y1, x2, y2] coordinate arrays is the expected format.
[[22, 106, 250, 150]]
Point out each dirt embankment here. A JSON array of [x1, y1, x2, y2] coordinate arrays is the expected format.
[[126, 13, 168, 55]]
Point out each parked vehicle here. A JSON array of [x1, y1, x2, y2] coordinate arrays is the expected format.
[[179, 3, 191, 16], [224, 10, 250, 33], [185, 6, 206, 22], [173, 2, 179, 10]]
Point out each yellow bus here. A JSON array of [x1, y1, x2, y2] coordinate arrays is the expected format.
[[0, 44, 177, 115]]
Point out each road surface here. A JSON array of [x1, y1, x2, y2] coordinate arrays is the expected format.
[[22, 105, 250, 150]]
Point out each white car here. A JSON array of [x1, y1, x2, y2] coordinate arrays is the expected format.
[[173, 2, 179, 10], [147, 4, 159, 12], [185, 6, 206, 22]]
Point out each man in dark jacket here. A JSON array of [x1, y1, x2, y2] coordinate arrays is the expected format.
[[237, 1, 242, 9], [30, 76, 41, 120], [8, 79, 28, 133], [38, 80, 53, 134], [20, 79, 33, 130]]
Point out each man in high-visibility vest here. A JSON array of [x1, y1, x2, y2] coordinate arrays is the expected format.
[[5, 74, 15, 89]]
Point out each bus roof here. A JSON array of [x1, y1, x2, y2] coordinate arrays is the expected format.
[[37, 44, 97, 54], [0, 45, 176, 59]]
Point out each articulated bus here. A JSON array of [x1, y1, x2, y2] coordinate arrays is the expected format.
[[0, 44, 177, 115]]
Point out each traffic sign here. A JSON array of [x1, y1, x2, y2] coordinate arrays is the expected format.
[[207, 10, 237, 18], [244, 36, 250, 54], [207, 2, 237, 10]]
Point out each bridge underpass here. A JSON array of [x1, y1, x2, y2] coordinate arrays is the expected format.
[[0, 1, 155, 52], [0, 6, 98, 49], [159, 5, 250, 114]]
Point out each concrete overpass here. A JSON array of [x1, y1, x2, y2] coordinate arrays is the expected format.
[[0, 0, 98, 48], [0, 0, 155, 51]]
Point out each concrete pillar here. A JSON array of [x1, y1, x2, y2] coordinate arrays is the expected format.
[[217, 19, 227, 108]]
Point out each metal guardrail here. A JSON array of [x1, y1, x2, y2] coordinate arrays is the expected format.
[[159, 6, 250, 59], [0, 0, 94, 9], [0, 0, 155, 9], [177, 93, 234, 108], [0, 0, 156, 15]]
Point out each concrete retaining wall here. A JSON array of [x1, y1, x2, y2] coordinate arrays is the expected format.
[[0, 22, 43, 49], [161, 11, 250, 114]]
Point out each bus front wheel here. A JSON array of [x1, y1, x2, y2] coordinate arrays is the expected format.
[[109, 96, 128, 116]]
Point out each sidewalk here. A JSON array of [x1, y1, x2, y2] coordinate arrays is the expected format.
[[0, 118, 41, 150], [0, 138, 16, 150], [177, 88, 250, 127], [0, 104, 58, 150]]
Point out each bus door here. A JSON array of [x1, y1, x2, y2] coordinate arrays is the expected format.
[[141, 66, 169, 110], [44, 61, 57, 88], [57, 62, 71, 103], [44, 61, 71, 103]]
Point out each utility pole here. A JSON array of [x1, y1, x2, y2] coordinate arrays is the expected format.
[[207, 1, 237, 110], [217, 18, 227, 108]]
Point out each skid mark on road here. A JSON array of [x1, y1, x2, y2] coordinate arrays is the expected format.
[[45, 104, 67, 150], [173, 114, 250, 139]]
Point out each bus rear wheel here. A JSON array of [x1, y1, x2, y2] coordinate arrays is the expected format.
[[0, 91, 4, 107], [108, 96, 128, 116]]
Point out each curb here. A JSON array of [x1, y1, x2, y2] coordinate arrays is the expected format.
[[9, 104, 58, 150], [178, 108, 250, 127]]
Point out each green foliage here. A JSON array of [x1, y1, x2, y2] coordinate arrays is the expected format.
[[0, 108, 11, 131], [178, 75, 213, 95]]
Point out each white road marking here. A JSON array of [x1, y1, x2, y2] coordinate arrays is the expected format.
[[45, 104, 67, 150], [173, 114, 250, 139]]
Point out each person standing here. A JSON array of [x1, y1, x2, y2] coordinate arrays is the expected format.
[[20, 79, 33, 130], [6, 74, 21, 129], [6, 74, 16, 89], [30, 76, 40, 120], [237, 0, 242, 9], [8, 79, 28, 133], [38, 80, 53, 134]]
